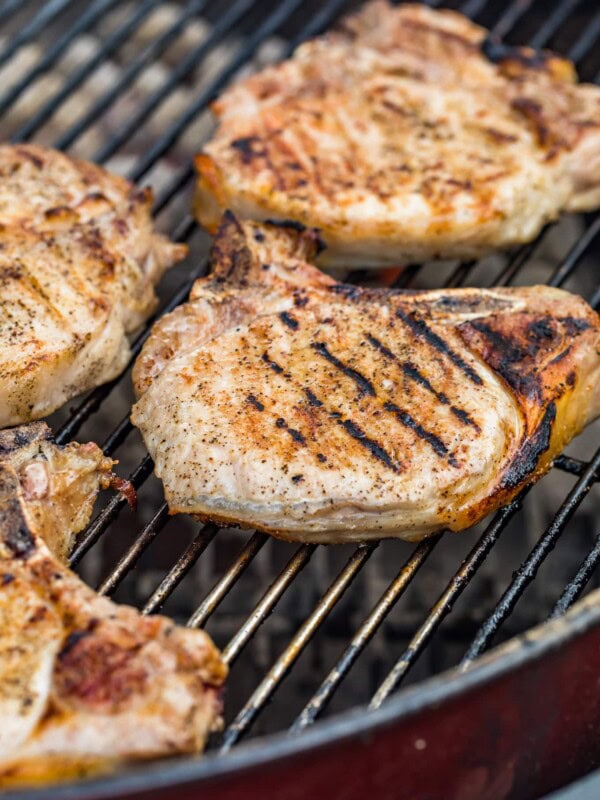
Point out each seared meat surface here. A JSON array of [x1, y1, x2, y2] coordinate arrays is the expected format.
[[0, 144, 187, 428], [194, 2, 600, 266], [0, 423, 226, 787], [132, 214, 600, 542]]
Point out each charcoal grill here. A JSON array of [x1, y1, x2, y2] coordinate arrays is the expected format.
[[2, 0, 600, 798]]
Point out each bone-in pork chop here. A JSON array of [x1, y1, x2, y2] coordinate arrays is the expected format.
[[131, 214, 600, 542], [194, 2, 600, 266]]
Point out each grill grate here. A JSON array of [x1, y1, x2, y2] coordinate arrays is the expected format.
[[1, 0, 599, 758]]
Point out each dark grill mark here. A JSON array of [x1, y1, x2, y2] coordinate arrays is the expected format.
[[451, 407, 478, 429], [396, 308, 483, 386], [275, 417, 306, 446], [1, 573, 14, 585], [365, 336, 479, 430], [384, 403, 459, 468], [500, 402, 556, 490], [230, 136, 264, 164], [338, 418, 402, 473], [291, 474, 304, 484], [304, 388, 323, 407], [262, 352, 284, 374], [312, 342, 376, 396], [279, 311, 299, 330], [365, 333, 395, 360], [317, 453, 328, 463], [294, 293, 309, 308], [247, 394, 265, 412]]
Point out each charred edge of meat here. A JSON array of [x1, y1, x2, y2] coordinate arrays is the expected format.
[[327, 284, 365, 301], [0, 494, 36, 559], [384, 402, 459, 467], [500, 401, 556, 490], [395, 308, 483, 386], [0, 422, 53, 456], [264, 217, 307, 234], [312, 342, 376, 396], [465, 319, 547, 401]]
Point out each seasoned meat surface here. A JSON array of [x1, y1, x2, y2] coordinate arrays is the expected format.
[[194, 2, 600, 266], [132, 214, 600, 542], [0, 423, 226, 787], [0, 144, 187, 427]]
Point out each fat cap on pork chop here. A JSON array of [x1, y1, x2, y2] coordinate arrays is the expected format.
[[132, 213, 600, 542], [194, 2, 600, 266]]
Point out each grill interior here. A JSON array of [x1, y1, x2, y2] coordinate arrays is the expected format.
[[2, 0, 599, 758]]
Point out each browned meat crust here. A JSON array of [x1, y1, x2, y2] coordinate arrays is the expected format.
[[194, 2, 600, 266], [132, 213, 600, 542]]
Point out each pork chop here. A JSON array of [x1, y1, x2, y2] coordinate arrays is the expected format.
[[0, 144, 187, 428], [0, 423, 226, 787], [131, 213, 600, 542], [194, 2, 600, 266]]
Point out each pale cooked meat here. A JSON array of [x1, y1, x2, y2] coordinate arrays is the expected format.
[[132, 213, 600, 542], [0, 423, 226, 788], [194, 2, 600, 267], [0, 144, 187, 428]]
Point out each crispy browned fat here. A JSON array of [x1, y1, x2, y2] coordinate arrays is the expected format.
[[0, 144, 187, 428], [0, 423, 226, 787], [194, 2, 600, 266], [132, 213, 600, 543]]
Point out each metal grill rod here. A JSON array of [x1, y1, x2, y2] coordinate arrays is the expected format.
[[550, 530, 600, 617], [125, 0, 305, 184], [368, 493, 528, 709], [462, 446, 600, 665], [0, 0, 71, 72], [13, 0, 163, 143], [292, 536, 439, 731], [98, 503, 170, 596], [187, 532, 268, 628], [142, 522, 220, 614], [222, 543, 316, 666], [55, 0, 211, 153], [0, 0, 117, 118], [221, 544, 378, 751], [89, 0, 256, 166]]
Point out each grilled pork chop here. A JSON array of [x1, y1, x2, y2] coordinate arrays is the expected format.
[[132, 213, 600, 542], [0, 144, 187, 428], [0, 423, 226, 787], [194, 2, 600, 266]]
